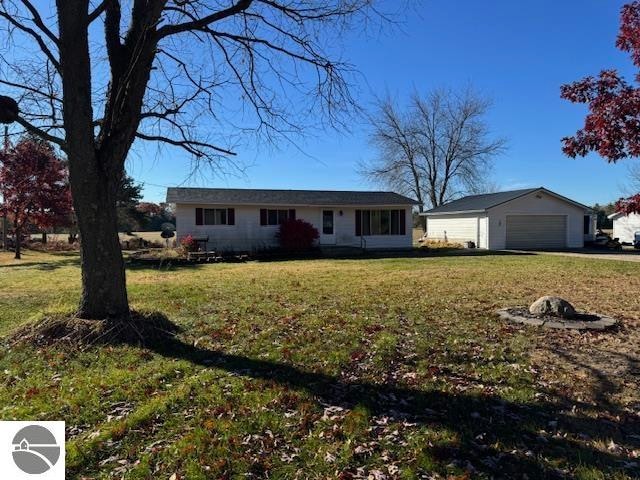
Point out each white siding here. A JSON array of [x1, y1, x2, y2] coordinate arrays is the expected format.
[[425, 214, 481, 245], [487, 190, 586, 249], [613, 213, 640, 243], [175, 204, 412, 251]]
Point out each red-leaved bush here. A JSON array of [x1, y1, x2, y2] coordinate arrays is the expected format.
[[276, 219, 319, 251], [180, 234, 199, 252]]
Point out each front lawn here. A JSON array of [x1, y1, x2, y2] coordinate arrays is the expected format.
[[0, 250, 638, 479]]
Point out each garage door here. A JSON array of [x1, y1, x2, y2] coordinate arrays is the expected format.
[[505, 215, 567, 249]]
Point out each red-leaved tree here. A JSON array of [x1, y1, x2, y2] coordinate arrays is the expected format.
[[561, 1, 640, 213], [0, 136, 72, 259]]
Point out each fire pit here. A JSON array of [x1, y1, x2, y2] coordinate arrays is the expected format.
[[497, 296, 617, 330]]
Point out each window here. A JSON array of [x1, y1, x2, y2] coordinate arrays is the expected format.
[[195, 208, 235, 226], [355, 209, 406, 236], [260, 208, 296, 226], [380, 210, 390, 235], [370, 210, 381, 235], [390, 210, 400, 235], [322, 210, 334, 235]]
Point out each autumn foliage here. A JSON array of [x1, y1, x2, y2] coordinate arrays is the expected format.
[[277, 219, 319, 251], [0, 136, 72, 258], [561, 1, 640, 213]]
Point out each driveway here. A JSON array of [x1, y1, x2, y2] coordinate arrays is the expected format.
[[510, 248, 640, 263]]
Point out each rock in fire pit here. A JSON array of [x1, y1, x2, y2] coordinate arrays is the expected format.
[[497, 296, 617, 330]]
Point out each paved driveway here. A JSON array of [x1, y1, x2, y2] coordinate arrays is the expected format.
[[510, 248, 640, 263]]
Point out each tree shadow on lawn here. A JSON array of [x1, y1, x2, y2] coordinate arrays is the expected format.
[[121, 314, 638, 479], [254, 248, 535, 263], [0, 257, 79, 271]]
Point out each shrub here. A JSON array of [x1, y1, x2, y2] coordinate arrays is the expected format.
[[276, 219, 319, 251], [180, 234, 199, 252], [29, 240, 79, 252]]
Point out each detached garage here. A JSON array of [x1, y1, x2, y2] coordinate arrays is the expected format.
[[608, 212, 640, 244], [422, 187, 595, 250]]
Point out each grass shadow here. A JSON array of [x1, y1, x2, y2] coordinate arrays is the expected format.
[[98, 312, 640, 479], [0, 257, 80, 271]]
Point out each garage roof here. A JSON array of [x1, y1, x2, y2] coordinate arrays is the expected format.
[[166, 187, 419, 206], [421, 187, 591, 215]]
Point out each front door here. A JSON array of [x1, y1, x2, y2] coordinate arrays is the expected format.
[[320, 209, 336, 244]]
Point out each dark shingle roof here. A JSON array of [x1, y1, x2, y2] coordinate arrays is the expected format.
[[166, 187, 419, 206], [422, 187, 592, 215], [423, 188, 539, 214]]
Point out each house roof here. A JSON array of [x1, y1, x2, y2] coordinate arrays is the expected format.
[[166, 187, 419, 206], [421, 187, 591, 215]]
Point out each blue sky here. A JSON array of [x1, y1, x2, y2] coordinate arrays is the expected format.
[[128, 0, 634, 206]]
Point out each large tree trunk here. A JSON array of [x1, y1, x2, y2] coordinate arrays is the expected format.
[[41, 231, 47, 244], [57, 0, 130, 319], [72, 169, 129, 318]]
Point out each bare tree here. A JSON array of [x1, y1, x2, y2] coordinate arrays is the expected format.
[[0, 0, 387, 321], [363, 88, 506, 213]]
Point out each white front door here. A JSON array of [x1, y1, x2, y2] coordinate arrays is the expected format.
[[320, 209, 336, 244]]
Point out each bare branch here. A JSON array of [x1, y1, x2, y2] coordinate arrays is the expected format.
[[135, 132, 236, 157], [13, 114, 66, 148], [156, 0, 254, 39], [18, 0, 59, 45], [88, 0, 108, 23], [0, 7, 60, 72], [362, 88, 506, 210]]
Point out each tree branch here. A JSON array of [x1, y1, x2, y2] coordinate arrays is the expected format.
[[0, 9, 60, 72], [135, 132, 236, 157], [88, 0, 108, 23], [13, 115, 66, 148], [19, 0, 59, 45], [156, 0, 254, 38]]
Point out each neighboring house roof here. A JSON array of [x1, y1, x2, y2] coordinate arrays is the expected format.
[[166, 187, 419, 206], [608, 211, 640, 220], [421, 187, 592, 215]]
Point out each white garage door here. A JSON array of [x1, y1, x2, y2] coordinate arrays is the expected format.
[[505, 215, 567, 249]]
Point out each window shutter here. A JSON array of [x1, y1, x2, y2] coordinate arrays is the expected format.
[[195, 208, 203, 225], [227, 208, 235, 225], [289, 209, 296, 220], [355, 210, 361, 236], [399, 209, 406, 235], [260, 208, 267, 226]]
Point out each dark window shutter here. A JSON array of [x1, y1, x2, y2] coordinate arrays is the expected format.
[[195, 208, 203, 225], [399, 209, 406, 235], [289, 209, 296, 220], [260, 208, 267, 226], [227, 208, 235, 225], [355, 210, 361, 236]]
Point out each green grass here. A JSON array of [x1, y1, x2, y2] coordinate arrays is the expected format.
[[1, 250, 639, 479]]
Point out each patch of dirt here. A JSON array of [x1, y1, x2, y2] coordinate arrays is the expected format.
[[5, 311, 181, 349]]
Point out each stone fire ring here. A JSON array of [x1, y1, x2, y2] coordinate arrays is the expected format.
[[497, 307, 617, 330]]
